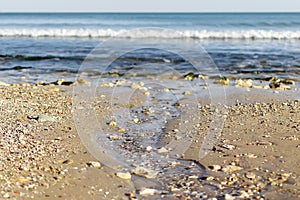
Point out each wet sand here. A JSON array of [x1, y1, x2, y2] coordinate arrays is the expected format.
[[0, 80, 299, 199]]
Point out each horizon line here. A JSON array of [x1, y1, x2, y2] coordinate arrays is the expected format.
[[1, 11, 300, 14]]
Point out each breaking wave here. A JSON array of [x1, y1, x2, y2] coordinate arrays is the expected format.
[[1, 28, 300, 40]]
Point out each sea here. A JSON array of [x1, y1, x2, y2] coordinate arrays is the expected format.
[[0, 12, 300, 83]]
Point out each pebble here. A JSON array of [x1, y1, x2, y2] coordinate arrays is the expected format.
[[157, 147, 169, 154], [3, 193, 10, 198], [139, 188, 158, 196], [235, 79, 253, 88], [117, 128, 125, 133], [108, 134, 120, 140], [131, 82, 147, 91], [72, 77, 91, 86], [133, 118, 139, 123], [222, 165, 243, 173], [61, 159, 73, 165], [37, 114, 56, 122], [208, 165, 222, 172], [145, 146, 152, 152], [256, 141, 273, 146], [183, 91, 190, 95], [214, 77, 230, 85], [163, 88, 170, 92], [251, 85, 264, 89], [131, 167, 158, 179], [224, 194, 235, 200], [49, 88, 60, 93], [100, 82, 115, 87], [109, 121, 117, 126], [245, 172, 256, 180], [86, 161, 101, 168], [221, 144, 236, 150], [116, 172, 131, 180], [240, 190, 250, 198]]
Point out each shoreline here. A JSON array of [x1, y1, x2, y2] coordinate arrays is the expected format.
[[0, 79, 299, 199]]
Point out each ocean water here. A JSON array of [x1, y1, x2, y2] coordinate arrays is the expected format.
[[0, 13, 300, 83]]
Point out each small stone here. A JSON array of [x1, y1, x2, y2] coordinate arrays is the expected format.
[[240, 190, 250, 198], [55, 79, 65, 85], [49, 88, 60, 93], [61, 159, 74, 165], [125, 191, 136, 199], [163, 88, 170, 92], [221, 144, 236, 150], [117, 128, 125, 133], [224, 193, 235, 200], [214, 77, 230, 85], [116, 172, 131, 180], [109, 121, 117, 127], [3, 193, 10, 198], [245, 172, 256, 180], [184, 73, 195, 80], [183, 91, 190, 95], [145, 146, 152, 152], [108, 134, 120, 140], [100, 83, 113, 87], [53, 175, 63, 181], [269, 82, 291, 90], [144, 91, 150, 96], [139, 188, 158, 196], [198, 75, 209, 79], [251, 85, 264, 89], [235, 79, 253, 88], [132, 167, 158, 179], [72, 77, 91, 86], [157, 147, 169, 154], [54, 137, 63, 141], [86, 161, 101, 168], [16, 177, 29, 183], [206, 176, 215, 181], [37, 114, 56, 122], [20, 140, 26, 145], [280, 79, 295, 85], [133, 118, 139, 123], [131, 83, 140, 89], [188, 175, 198, 179], [208, 165, 222, 172], [256, 141, 273, 146], [222, 165, 243, 173], [169, 161, 180, 167], [37, 81, 46, 85], [246, 153, 257, 158], [131, 82, 147, 91]]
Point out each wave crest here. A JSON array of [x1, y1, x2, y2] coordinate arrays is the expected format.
[[1, 28, 300, 40]]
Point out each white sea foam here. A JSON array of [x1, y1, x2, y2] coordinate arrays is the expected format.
[[1, 28, 300, 40]]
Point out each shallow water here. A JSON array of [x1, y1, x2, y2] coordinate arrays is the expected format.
[[0, 13, 300, 83]]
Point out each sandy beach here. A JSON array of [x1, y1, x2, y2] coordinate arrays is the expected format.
[[0, 78, 299, 200]]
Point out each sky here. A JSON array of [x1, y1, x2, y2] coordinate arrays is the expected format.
[[0, 0, 300, 12]]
